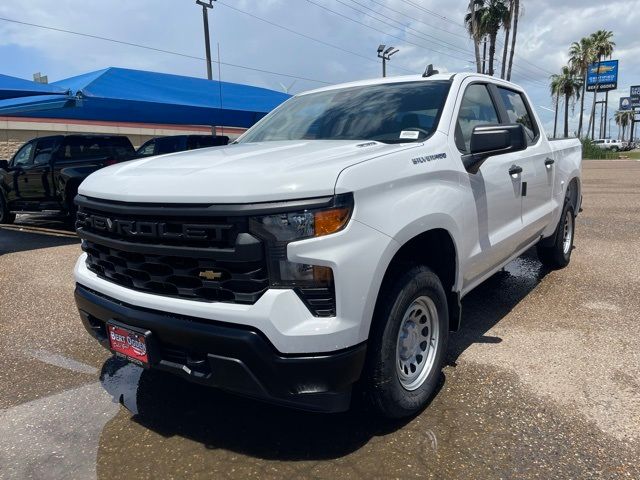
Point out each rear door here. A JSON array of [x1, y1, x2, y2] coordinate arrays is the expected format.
[[495, 87, 553, 241], [454, 82, 525, 285], [7, 140, 36, 206]]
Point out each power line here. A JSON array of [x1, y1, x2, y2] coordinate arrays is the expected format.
[[400, 0, 466, 30], [367, 0, 470, 40], [341, 0, 473, 56], [312, 0, 549, 87], [216, 1, 416, 74], [335, 0, 552, 84], [335, 0, 474, 59], [305, 0, 475, 63], [0, 16, 332, 85]]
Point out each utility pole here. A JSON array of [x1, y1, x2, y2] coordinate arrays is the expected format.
[[377, 45, 399, 77], [197, 0, 215, 80], [603, 91, 609, 138], [196, 0, 216, 135]]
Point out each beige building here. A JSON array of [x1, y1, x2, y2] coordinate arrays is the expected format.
[[0, 116, 245, 160]]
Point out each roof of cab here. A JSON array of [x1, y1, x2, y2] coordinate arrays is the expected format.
[[297, 72, 524, 97]]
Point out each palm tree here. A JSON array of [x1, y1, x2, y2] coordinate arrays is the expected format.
[[550, 66, 582, 138], [465, 0, 484, 73], [500, 0, 514, 79], [551, 83, 560, 139], [479, 0, 511, 76], [587, 30, 615, 139], [505, 0, 519, 81], [569, 37, 595, 138], [465, 0, 510, 76], [615, 110, 634, 142], [614, 110, 626, 141]]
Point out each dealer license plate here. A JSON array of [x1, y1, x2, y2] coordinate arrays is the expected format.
[[107, 323, 149, 366]]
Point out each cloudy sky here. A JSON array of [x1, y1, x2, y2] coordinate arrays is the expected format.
[[1, 0, 639, 136]]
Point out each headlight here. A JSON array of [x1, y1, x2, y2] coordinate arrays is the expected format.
[[249, 193, 353, 316], [251, 204, 351, 242]]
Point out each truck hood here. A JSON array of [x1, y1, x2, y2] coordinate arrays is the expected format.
[[78, 140, 419, 203]]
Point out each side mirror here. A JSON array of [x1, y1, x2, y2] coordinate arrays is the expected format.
[[0, 160, 9, 171], [463, 124, 527, 174]]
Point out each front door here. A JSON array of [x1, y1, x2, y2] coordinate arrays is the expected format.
[[24, 137, 58, 206], [453, 83, 524, 287], [7, 140, 35, 207]]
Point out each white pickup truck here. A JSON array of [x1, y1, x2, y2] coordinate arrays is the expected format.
[[74, 73, 582, 418]]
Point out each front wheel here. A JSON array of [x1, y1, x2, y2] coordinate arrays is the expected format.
[[364, 265, 448, 418], [537, 201, 575, 269]]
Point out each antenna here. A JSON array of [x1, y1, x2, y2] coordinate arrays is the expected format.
[[422, 64, 439, 78]]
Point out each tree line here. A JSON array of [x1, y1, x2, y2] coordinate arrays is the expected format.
[[550, 30, 617, 140], [463, 3, 628, 142], [465, 0, 520, 79]]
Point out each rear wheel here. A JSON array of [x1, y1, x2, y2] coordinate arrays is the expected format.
[[537, 201, 575, 269], [364, 265, 448, 418], [0, 194, 16, 224]]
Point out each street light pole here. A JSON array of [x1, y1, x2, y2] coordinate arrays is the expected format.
[[377, 45, 399, 78], [197, 0, 215, 81], [196, 0, 216, 135]]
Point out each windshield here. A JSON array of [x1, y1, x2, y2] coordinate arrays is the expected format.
[[238, 81, 451, 145]]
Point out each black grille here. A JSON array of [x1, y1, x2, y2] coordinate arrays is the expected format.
[[77, 198, 269, 305]]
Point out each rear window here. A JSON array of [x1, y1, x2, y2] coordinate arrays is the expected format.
[[61, 137, 135, 160]]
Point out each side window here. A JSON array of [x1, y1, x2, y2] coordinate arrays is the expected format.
[[455, 84, 500, 153], [12, 142, 34, 167], [33, 138, 57, 165], [497, 88, 538, 144], [138, 140, 156, 157]]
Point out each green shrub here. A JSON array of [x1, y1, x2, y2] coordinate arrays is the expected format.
[[580, 138, 618, 159]]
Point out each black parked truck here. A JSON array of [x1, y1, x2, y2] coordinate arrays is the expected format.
[[0, 134, 136, 224]]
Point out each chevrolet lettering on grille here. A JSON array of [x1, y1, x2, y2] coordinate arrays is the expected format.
[[77, 212, 230, 241]]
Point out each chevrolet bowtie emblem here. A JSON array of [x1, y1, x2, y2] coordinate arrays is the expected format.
[[199, 270, 223, 280]]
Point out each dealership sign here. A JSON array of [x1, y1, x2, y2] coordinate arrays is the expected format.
[[620, 97, 632, 110], [630, 85, 640, 108], [586, 60, 618, 92]]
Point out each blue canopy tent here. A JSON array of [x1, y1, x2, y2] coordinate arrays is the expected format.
[[0, 73, 68, 100], [0, 67, 290, 128]]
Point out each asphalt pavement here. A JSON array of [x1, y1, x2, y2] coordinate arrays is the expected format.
[[0, 160, 639, 479]]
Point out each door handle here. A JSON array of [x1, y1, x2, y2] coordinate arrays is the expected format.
[[508, 165, 523, 176], [545, 158, 555, 167]]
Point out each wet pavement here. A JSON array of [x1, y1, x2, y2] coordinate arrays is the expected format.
[[1, 160, 639, 479]]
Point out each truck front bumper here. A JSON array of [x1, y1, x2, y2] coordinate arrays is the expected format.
[[75, 284, 367, 413]]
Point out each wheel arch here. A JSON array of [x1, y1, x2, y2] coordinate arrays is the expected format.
[[371, 226, 462, 335], [566, 176, 581, 213]]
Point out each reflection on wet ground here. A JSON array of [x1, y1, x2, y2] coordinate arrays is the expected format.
[[95, 357, 638, 479]]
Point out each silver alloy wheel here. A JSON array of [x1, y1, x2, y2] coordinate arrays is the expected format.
[[562, 209, 574, 255], [396, 295, 439, 391]]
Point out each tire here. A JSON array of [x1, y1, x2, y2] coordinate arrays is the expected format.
[[0, 194, 16, 225], [537, 201, 575, 269], [611, 147, 619, 152], [364, 265, 449, 418]]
